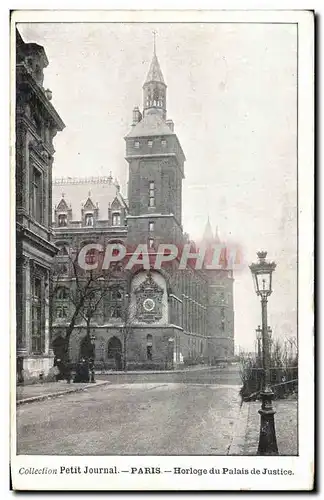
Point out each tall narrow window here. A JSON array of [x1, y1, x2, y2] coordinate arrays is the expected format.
[[148, 140, 153, 148], [221, 307, 225, 332], [110, 288, 123, 319], [149, 221, 154, 232], [149, 181, 155, 207], [58, 214, 67, 227], [112, 212, 121, 226], [148, 238, 154, 249], [31, 278, 44, 354], [147, 334, 153, 360], [134, 141, 140, 149], [32, 168, 42, 223], [85, 213, 94, 226]]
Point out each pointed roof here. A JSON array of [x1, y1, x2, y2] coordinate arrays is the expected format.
[[57, 197, 69, 211], [144, 53, 165, 86], [83, 196, 96, 211], [203, 217, 214, 242]]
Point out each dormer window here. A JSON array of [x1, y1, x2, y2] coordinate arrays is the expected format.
[[85, 213, 94, 227], [58, 214, 67, 227], [134, 141, 140, 149], [112, 212, 121, 226]]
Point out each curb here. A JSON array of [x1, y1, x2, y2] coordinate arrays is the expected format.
[[228, 401, 250, 455], [17, 380, 111, 406], [96, 366, 228, 375]]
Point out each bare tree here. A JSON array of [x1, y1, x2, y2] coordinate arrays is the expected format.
[[50, 247, 112, 366], [271, 339, 284, 368]]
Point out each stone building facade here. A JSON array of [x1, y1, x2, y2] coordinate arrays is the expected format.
[[51, 48, 234, 369], [16, 30, 65, 378]]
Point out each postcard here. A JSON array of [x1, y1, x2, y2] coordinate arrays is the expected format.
[[10, 8, 314, 491]]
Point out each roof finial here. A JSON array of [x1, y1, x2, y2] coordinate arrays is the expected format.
[[152, 30, 157, 55]]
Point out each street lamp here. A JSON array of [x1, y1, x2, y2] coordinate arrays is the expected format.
[[250, 251, 278, 455], [90, 333, 96, 383]]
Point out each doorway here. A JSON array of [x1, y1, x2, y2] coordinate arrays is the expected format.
[[107, 336, 122, 370]]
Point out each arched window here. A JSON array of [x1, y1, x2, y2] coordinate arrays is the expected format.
[[107, 336, 122, 359], [56, 287, 69, 300]]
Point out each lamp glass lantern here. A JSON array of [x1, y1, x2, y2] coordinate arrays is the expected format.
[[249, 251, 276, 298], [256, 325, 262, 341]]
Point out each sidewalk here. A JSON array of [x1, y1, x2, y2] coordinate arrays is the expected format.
[[16, 380, 110, 405], [230, 398, 298, 456]]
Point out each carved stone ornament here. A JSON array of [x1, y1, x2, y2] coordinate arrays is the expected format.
[[134, 272, 164, 323]]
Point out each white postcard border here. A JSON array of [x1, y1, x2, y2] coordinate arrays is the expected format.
[[9, 8, 314, 491]]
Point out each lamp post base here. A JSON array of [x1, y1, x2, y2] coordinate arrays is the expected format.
[[257, 389, 279, 456]]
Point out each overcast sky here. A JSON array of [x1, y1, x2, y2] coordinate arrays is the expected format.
[[18, 22, 297, 351]]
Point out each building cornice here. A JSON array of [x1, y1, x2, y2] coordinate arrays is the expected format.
[[125, 153, 176, 161], [16, 63, 65, 131], [17, 223, 58, 256], [53, 227, 128, 235]]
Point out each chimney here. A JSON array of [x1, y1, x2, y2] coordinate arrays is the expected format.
[[166, 119, 174, 132], [132, 106, 142, 126]]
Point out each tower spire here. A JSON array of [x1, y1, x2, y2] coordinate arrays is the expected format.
[[143, 37, 167, 119], [203, 216, 214, 242]]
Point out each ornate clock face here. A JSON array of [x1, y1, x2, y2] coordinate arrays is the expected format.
[[143, 298, 155, 312]]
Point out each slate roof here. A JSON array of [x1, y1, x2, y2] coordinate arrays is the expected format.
[[144, 53, 165, 85], [53, 176, 126, 221], [126, 111, 174, 138]]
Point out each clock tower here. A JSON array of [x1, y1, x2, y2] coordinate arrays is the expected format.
[[125, 44, 186, 249]]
